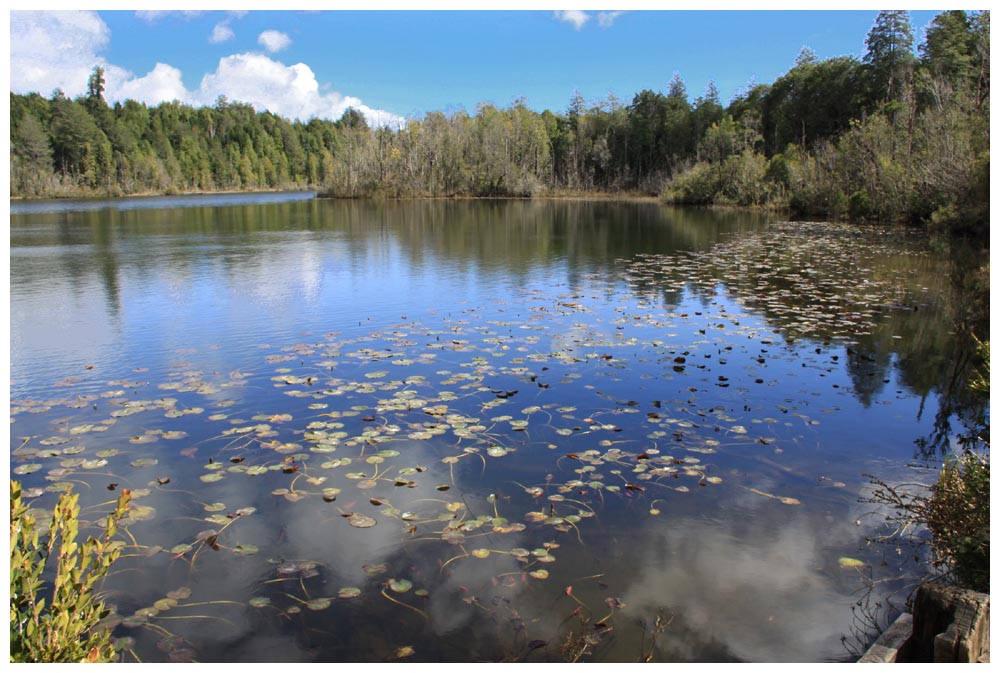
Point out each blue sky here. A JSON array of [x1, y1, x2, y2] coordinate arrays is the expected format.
[[9, 8, 945, 126]]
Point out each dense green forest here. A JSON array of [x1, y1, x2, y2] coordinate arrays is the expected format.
[[9, 10, 989, 237]]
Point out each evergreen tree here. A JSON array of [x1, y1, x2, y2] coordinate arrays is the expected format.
[[864, 10, 916, 104]]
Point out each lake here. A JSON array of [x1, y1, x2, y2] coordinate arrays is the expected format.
[[9, 193, 985, 662]]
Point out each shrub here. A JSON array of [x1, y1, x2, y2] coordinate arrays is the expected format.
[[925, 452, 990, 592], [720, 150, 770, 206], [661, 161, 721, 205], [848, 190, 874, 221], [10, 480, 131, 662]]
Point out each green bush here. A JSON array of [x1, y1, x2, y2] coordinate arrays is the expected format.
[[926, 452, 990, 592], [10, 480, 131, 662], [721, 150, 770, 206], [662, 161, 721, 205], [848, 190, 874, 221]]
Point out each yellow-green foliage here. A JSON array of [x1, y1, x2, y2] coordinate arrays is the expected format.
[[968, 338, 989, 396], [927, 452, 990, 593], [9, 480, 131, 663]]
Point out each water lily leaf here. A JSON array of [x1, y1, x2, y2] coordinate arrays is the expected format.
[[166, 587, 192, 600], [838, 557, 865, 568], [233, 544, 259, 555], [363, 562, 387, 576], [249, 596, 271, 608], [347, 513, 377, 528], [306, 598, 332, 610], [130, 458, 158, 468], [124, 505, 157, 522], [13, 464, 42, 475], [338, 587, 362, 599], [200, 473, 224, 483], [388, 578, 412, 593]]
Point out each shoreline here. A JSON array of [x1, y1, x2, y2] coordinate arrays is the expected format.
[[5, 188, 832, 219]]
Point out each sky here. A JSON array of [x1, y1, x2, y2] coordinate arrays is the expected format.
[[7, 6, 948, 127]]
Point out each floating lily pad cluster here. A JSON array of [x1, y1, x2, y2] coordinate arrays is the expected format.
[[9, 220, 944, 662]]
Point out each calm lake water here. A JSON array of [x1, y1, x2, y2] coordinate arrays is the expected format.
[[9, 193, 984, 662]]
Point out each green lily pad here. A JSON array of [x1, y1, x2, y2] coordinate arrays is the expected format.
[[13, 464, 42, 475], [388, 578, 412, 593], [166, 587, 192, 600]]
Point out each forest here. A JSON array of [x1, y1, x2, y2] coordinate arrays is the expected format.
[[9, 10, 990, 238]]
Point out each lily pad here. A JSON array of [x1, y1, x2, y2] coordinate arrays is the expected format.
[[388, 578, 413, 593], [347, 513, 377, 528]]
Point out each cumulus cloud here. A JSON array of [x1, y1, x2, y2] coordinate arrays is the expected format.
[[10, 10, 110, 97], [210, 22, 235, 44], [9, 10, 402, 127], [194, 52, 402, 127], [258, 29, 291, 53], [111, 62, 188, 105], [553, 10, 590, 30]]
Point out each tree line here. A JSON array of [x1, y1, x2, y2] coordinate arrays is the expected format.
[[9, 10, 989, 236]]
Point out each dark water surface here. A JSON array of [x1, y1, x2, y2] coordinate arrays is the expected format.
[[9, 193, 981, 662]]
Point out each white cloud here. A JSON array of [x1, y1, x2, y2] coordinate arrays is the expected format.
[[553, 10, 590, 31], [194, 53, 403, 127], [597, 11, 625, 28], [10, 10, 110, 98], [135, 10, 202, 23], [210, 22, 235, 44], [9, 10, 402, 127], [110, 63, 188, 106], [258, 29, 291, 53]]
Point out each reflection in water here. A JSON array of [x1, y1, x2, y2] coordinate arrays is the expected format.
[[9, 194, 986, 662], [622, 509, 859, 662]]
